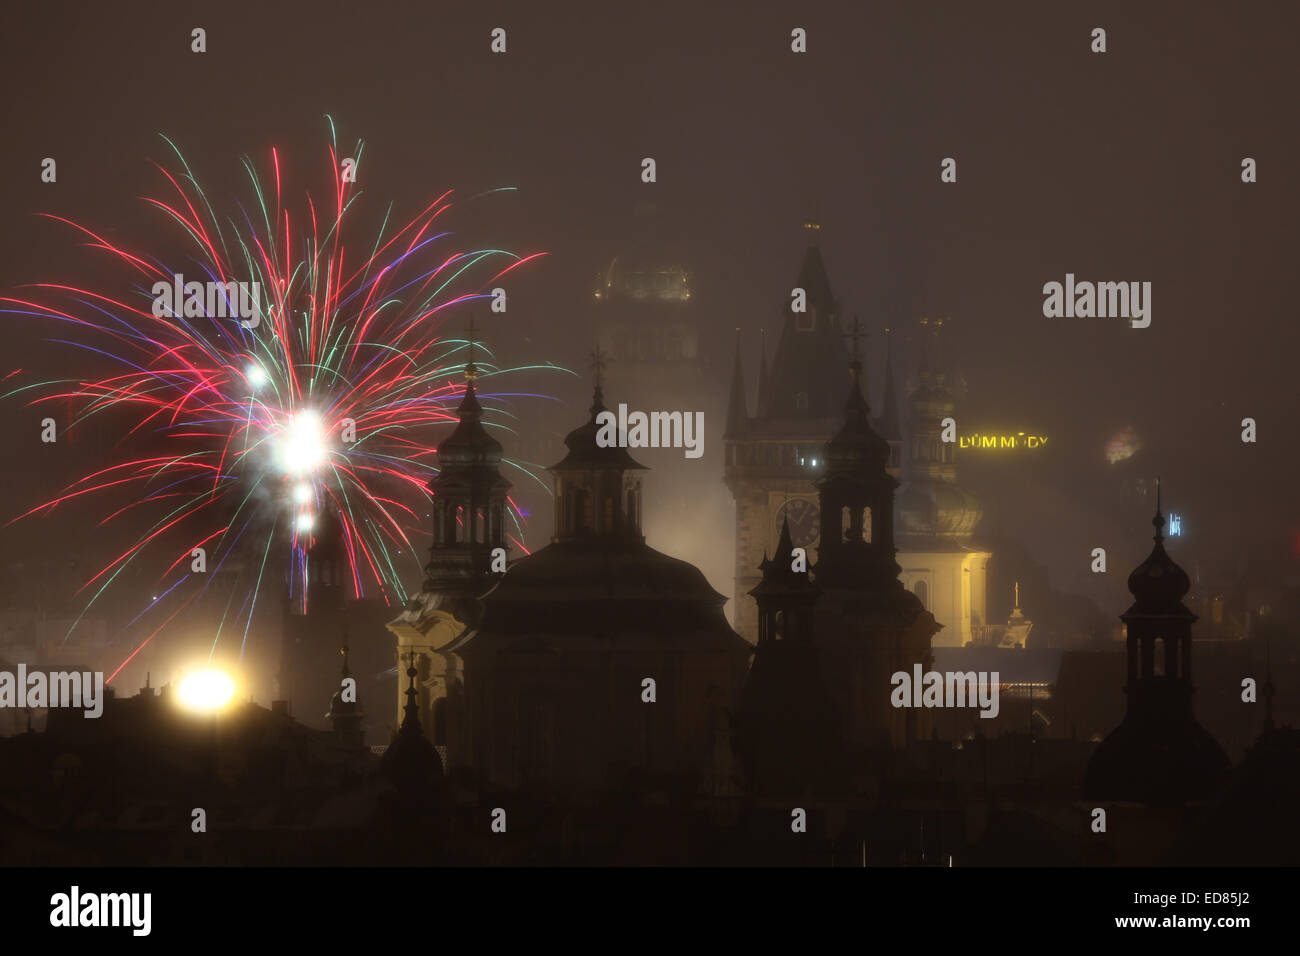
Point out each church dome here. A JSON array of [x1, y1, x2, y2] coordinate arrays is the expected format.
[[1126, 511, 1191, 613], [822, 373, 890, 475], [550, 386, 647, 472], [436, 383, 504, 470], [896, 480, 983, 537]]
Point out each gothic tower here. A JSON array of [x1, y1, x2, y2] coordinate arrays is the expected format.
[[387, 336, 510, 752], [723, 223, 903, 641], [1083, 490, 1229, 805]]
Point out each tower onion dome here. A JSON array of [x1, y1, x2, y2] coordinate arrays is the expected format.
[[550, 385, 647, 472], [1126, 505, 1192, 614], [823, 359, 891, 476], [435, 377, 504, 471], [896, 483, 983, 537]]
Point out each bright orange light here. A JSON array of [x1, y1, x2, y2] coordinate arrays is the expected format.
[[176, 669, 237, 712]]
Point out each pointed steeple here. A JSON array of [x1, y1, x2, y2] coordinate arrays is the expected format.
[[739, 512, 843, 796], [814, 316, 899, 589], [326, 636, 365, 748], [756, 327, 770, 413], [725, 328, 748, 438], [380, 651, 444, 788], [759, 223, 851, 422]]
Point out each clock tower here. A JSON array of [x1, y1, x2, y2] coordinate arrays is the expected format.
[[723, 224, 902, 641]]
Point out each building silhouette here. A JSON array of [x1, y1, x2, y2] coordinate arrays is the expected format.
[[724, 226, 989, 648], [808, 327, 940, 750], [1082, 490, 1230, 805]]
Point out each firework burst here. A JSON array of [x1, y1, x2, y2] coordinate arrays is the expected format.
[[1, 121, 561, 682]]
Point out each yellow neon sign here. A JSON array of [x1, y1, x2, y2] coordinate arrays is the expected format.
[[958, 433, 1050, 450]]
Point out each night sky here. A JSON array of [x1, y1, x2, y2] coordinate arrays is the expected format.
[[1, 0, 1296, 655]]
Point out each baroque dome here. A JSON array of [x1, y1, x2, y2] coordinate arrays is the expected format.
[[896, 479, 983, 537]]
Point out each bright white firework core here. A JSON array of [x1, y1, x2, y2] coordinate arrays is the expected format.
[[297, 513, 315, 533], [246, 363, 267, 388], [293, 482, 312, 505], [177, 669, 236, 712], [277, 410, 326, 475]]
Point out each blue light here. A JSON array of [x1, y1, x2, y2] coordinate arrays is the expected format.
[[1168, 513, 1182, 536]]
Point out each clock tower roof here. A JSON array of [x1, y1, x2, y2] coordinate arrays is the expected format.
[[758, 230, 852, 423]]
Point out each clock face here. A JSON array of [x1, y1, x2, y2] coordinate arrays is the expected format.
[[776, 497, 820, 550]]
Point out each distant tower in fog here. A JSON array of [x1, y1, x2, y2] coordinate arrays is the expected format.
[[279, 505, 348, 717], [723, 223, 904, 641], [895, 317, 991, 647], [592, 202, 699, 406], [1083, 489, 1229, 805]]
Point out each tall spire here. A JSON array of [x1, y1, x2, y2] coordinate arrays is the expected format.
[[725, 327, 748, 438], [379, 650, 443, 787], [400, 651, 422, 733], [756, 327, 769, 414]]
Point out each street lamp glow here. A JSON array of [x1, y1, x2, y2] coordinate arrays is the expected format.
[[176, 669, 237, 713]]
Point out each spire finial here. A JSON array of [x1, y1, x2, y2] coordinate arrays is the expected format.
[[465, 316, 479, 384], [1014, 581, 1020, 610]]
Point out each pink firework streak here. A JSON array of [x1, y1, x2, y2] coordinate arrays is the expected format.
[[0, 124, 562, 682]]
